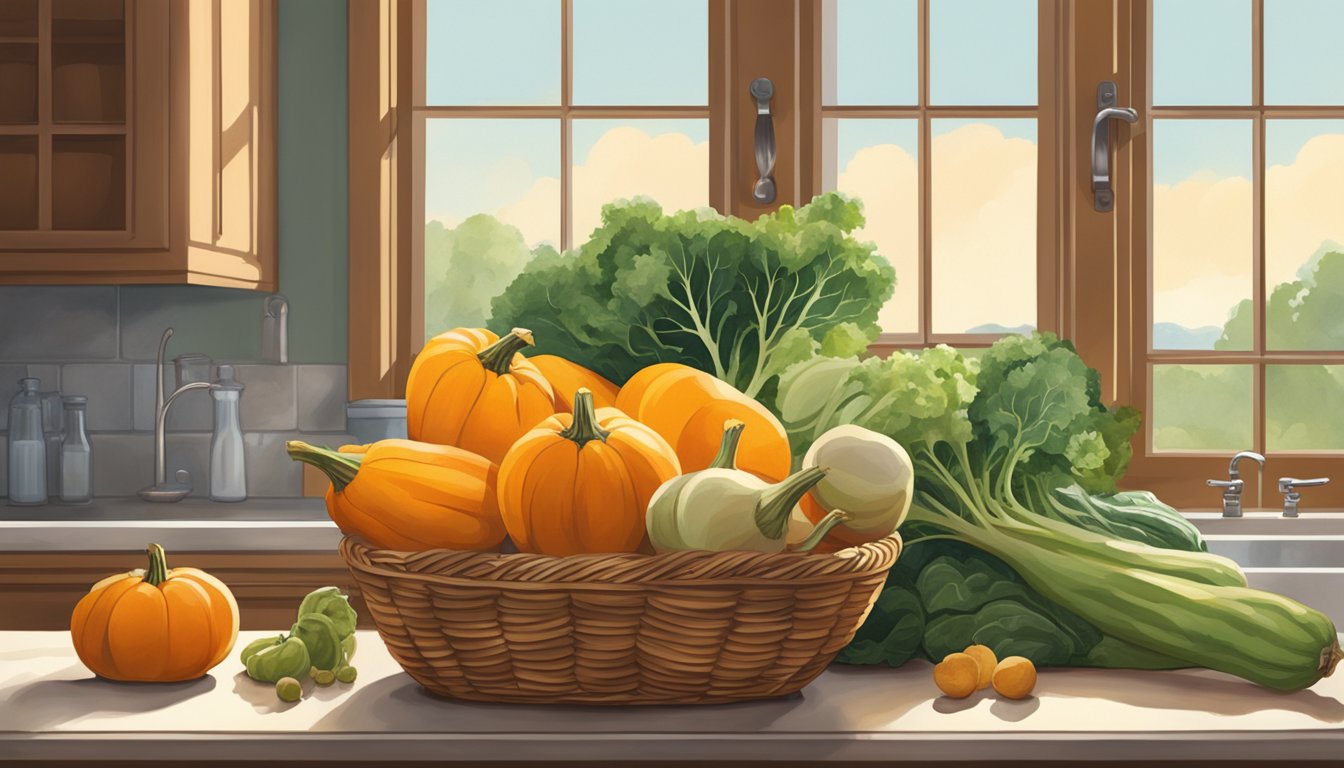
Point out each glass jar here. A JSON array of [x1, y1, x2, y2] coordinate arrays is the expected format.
[[7, 378, 47, 505], [59, 396, 92, 504]]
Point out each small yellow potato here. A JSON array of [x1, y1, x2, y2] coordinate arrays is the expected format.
[[962, 644, 997, 690], [933, 652, 980, 699], [991, 656, 1037, 699]]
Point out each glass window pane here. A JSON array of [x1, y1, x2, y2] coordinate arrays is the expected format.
[[1265, 0, 1344, 105], [1151, 364, 1253, 452], [1265, 120, 1344, 350], [0, 43, 38, 124], [53, 135, 124, 230], [929, 0, 1035, 106], [930, 119, 1036, 334], [0, 0, 37, 37], [572, 0, 707, 106], [570, 119, 708, 245], [1267, 365, 1344, 452], [425, 0, 560, 106], [1152, 0, 1251, 106], [423, 119, 559, 340], [1151, 120, 1252, 350], [824, 118, 918, 334], [823, 0, 917, 106], [52, 0, 125, 124], [0, 136, 37, 230]]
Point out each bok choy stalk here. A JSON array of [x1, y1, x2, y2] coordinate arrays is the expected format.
[[775, 333, 1341, 690]]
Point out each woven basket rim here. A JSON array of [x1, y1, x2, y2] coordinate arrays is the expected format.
[[340, 534, 900, 589]]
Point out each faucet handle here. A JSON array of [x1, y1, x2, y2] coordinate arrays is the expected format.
[[1278, 477, 1330, 518], [1206, 478, 1243, 490]]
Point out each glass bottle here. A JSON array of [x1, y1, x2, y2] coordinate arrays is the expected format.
[[59, 396, 92, 504], [41, 390, 64, 498], [7, 378, 47, 505], [209, 365, 247, 502]]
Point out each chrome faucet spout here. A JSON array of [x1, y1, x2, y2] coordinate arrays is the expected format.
[[1229, 450, 1265, 479]]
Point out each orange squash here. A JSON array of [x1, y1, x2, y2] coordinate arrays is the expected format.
[[405, 327, 555, 463], [288, 439, 506, 552], [498, 388, 681, 556], [70, 543, 239, 682], [615, 363, 791, 483], [530, 354, 619, 413]]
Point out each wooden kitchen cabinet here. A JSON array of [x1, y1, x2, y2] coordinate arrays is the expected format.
[[0, 0, 276, 291]]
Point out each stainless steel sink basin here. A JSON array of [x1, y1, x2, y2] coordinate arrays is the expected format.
[[1189, 512, 1344, 625]]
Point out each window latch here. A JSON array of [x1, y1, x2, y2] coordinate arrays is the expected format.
[[750, 77, 777, 204], [1092, 81, 1137, 212]]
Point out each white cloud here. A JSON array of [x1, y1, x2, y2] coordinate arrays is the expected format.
[[494, 126, 709, 249], [837, 144, 919, 333]]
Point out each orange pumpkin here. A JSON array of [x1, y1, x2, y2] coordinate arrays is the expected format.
[[288, 439, 506, 552], [405, 327, 555, 463], [615, 363, 791, 483], [530, 354, 619, 413], [70, 543, 239, 682], [498, 388, 681, 556]]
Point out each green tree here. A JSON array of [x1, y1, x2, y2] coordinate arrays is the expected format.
[[422, 215, 553, 342]]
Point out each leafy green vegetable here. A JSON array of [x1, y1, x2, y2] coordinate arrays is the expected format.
[[776, 333, 1341, 690], [489, 193, 895, 397], [834, 569, 924, 667]]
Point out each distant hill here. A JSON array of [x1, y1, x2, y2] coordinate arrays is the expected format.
[[1153, 322, 1222, 350], [965, 323, 1034, 336]]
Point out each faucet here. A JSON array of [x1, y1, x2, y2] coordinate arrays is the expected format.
[[1279, 477, 1330, 518], [1206, 450, 1265, 517], [138, 328, 212, 502]]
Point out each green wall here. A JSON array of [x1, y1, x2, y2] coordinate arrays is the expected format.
[[118, 0, 349, 364]]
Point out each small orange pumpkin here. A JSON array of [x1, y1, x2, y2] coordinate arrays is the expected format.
[[498, 388, 681, 556], [530, 354, 620, 413], [615, 363, 791, 483], [288, 439, 507, 552], [405, 327, 555, 463], [70, 543, 239, 682]]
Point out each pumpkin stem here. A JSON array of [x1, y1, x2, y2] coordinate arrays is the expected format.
[[754, 466, 828, 541], [791, 510, 852, 553], [559, 388, 609, 448], [286, 440, 363, 492], [709, 419, 745, 469], [477, 328, 535, 375], [144, 543, 169, 586]]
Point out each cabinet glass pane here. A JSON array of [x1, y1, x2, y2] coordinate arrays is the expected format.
[[572, 0, 706, 106], [0, 43, 37, 124], [425, 0, 560, 106], [1265, 120, 1344, 350], [929, 0, 1035, 106], [1151, 364, 1253, 453], [822, 0, 917, 107], [1265, 0, 1344, 105], [1151, 120, 1252, 350], [0, 1, 37, 38], [570, 119, 708, 246], [1152, 0, 1251, 106], [824, 118, 918, 334], [52, 135, 125, 230], [1267, 365, 1344, 452], [423, 119, 559, 341], [931, 119, 1036, 335], [0, 136, 37, 230], [52, 0, 125, 123]]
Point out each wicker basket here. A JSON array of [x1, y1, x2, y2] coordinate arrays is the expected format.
[[340, 534, 900, 705]]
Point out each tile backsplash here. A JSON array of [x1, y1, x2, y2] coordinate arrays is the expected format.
[[0, 287, 351, 500]]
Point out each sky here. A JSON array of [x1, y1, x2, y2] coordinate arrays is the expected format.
[[422, 0, 1344, 337]]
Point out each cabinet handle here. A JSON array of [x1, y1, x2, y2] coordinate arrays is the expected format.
[[750, 77, 777, 204], [1091, 80, 1137, 213]]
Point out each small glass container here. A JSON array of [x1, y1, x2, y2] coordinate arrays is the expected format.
[[41, 390, 64, 497], [7, 378, 47, 506], [59, 396, 92, 504], [209, 365, 247, 502]]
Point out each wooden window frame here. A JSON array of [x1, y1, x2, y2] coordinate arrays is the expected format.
[[1098, 0, 1344, 508]]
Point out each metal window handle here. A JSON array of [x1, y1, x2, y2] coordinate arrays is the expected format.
[[1092, 81, 1137, 212], [750, 77, 776, 204], [1279, 477, 1330, 517]]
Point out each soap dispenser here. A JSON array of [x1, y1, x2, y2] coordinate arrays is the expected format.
[[209, 365, 247, 502]]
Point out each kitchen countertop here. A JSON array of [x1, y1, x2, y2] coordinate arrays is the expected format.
[[0, 498, 339, 552], [3, 630, 1344, 763]]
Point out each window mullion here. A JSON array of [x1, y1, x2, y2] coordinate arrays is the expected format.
[[917, 0, 931, 344], [560, 0, 573, 251]]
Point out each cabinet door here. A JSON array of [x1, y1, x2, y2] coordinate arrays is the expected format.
[[184, 0, 276, 288]]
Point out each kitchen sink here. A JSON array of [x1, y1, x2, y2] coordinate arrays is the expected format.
[[1189, 511, 1344, 626]]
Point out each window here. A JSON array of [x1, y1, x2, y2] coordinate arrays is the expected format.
[[1121, 0, 1344, 504], [414, 0, 713, 342], [820, 0, 1049, 344]]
